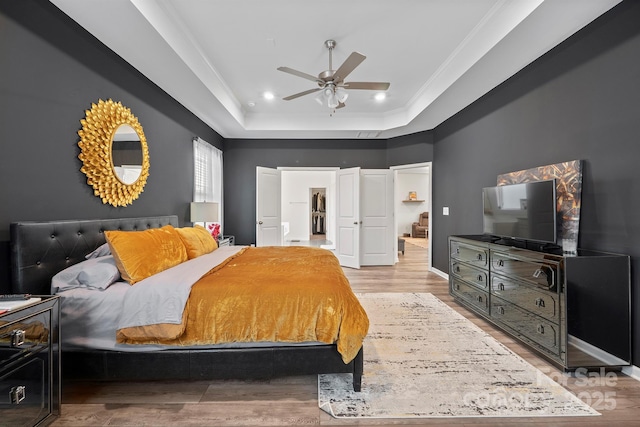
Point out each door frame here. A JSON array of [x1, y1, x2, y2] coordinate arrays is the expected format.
[[278, 167, 339, 245], [390, 162, 433, 269]]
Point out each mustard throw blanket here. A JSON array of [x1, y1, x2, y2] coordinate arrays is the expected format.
[[117, 246, 369, 363]]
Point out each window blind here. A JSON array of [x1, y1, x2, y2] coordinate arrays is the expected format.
[[193, 137, 223, 227]]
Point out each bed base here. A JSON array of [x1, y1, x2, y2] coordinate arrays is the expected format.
[[10, 215, 363, 391], [63, 345, 363, 391]]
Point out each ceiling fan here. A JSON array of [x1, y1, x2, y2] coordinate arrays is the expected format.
[[277, 40, 390, 110]]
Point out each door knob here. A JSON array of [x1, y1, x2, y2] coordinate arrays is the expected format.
[[353, 221, 358, 225], [258, 221, 263, 225]]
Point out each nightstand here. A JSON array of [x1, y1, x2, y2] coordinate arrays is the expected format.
[[218, 235, 235, 246], [0, 296, 60, 426]]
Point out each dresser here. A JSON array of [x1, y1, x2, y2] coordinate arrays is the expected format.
[[0, 296, 60, 426], [449, 235, 631, 370]]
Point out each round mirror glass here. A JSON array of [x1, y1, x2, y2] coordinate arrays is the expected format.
[[112, 124, 143, 184]]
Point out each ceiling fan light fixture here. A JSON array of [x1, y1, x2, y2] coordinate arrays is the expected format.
[[278, 39, 390, 112], [336, 88, 348, 103], [327, 92, 339, 109]]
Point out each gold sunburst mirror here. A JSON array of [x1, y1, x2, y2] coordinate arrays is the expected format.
[[78, 99, 150, 207]]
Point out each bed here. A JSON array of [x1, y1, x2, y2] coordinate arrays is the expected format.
[[9, 215, 366, 391]]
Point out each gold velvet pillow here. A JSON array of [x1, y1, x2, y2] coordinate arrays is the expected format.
[[175, 225, 218, 259], [105, 225, 188, 284]]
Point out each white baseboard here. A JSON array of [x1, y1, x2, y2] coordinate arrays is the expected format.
[[568, 335, 630, 367], [430, 267, 448, 280], [622, 365, 640, 381]]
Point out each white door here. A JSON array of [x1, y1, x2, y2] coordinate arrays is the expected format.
[[336, 167, 360, 269], [256, 166, 282, 246], [360, 169, 394, 266]]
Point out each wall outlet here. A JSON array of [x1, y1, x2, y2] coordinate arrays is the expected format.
[[443, 207, 450, 216]]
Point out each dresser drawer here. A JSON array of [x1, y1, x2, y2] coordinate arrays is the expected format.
[[451, 278, 489, 314], [490, 252, 558, 290], [491, 274, 559, 322], [490, 296, 560, 355], [0, 312, 50, 366], [450, 241, 488, 267], [450, 261, 488, 291], [0, 354, 49, 426]]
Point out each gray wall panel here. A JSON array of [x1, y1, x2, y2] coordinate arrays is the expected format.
[[386, 130, 434, 167], [432, 0, 640, 363], [223, 139, 388, 245], [0, 1, 222, 290]]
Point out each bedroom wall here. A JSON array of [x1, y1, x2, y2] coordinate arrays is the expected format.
[[223, 135, 434, 246], [0, 1, 223, 292], [431, 0, 640, 364]]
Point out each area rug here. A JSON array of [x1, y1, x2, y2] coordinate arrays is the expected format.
[[318, 293, 599, 418], [402, 237, 428, 249]]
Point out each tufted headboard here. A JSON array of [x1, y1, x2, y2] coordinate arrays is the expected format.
[[10, 215, 179, 295]]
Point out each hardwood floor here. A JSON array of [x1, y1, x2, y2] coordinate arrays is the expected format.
[[53, 242, 640, 426]]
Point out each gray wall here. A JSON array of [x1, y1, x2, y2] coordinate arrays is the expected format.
[[0, 1, 223, 291], [432, 1, 640, 363], [386, 130, 434, 167], [223, 136, 434, 245]]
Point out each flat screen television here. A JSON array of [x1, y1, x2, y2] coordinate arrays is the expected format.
[[482, 179, 557, 244]]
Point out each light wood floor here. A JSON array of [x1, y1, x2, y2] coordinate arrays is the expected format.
[[53, 242, 640, 426]]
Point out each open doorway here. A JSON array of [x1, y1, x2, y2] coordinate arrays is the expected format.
[[391, 162, 432, 268], [280, 167, 338, 248]]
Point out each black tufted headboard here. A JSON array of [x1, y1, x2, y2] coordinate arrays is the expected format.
[[10, 216, 179, 295]]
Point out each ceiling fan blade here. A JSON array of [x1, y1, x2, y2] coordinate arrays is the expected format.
[[282, 88, 321, 101], [342, 82, 390, 90], [336, 102, 346, 109], [333, 52, 366, 83], [277, 66, 323, 84]]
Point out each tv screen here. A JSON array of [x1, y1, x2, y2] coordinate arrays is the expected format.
[[482, 179, 557, 244]]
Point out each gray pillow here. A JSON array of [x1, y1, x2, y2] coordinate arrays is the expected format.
[[51, 256, 121, 293], [85, 242, 112, 259]]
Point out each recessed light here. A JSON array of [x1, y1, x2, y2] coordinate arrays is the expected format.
[[248, 101, 256, 107], [374, 93, 386, 101], [263, 92, 275, 100]]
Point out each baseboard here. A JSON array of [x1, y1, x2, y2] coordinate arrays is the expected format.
[[430, 267, 448, 280], [568, 335, 630, 367], [622, 364, 640, 381]]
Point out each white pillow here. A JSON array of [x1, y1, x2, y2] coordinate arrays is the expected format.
[[51, 256, 121, 293], [85, 242, 112, 259]]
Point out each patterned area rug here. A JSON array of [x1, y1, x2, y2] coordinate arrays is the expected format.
[[402, 237, 428, 248], [318, 293, 599, 418]]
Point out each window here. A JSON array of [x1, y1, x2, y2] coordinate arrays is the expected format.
[[193, 137, 223, 230]]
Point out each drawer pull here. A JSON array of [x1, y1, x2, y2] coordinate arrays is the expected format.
[[537, 324, 545, 334], [10, 329, 26, 347], [455, 266, 460, 273], [10, 386, 26, 404], [496, 306, 505, 315], [498, 283, 505, 291], [454, 284, 460, 291], [477, 275, 483, 282], [477, 295, 483, 303], [535, 298, 546, 308], [497, 259, 504, 267], [533, 268, 547, 279], [477, 253, 483, 261]]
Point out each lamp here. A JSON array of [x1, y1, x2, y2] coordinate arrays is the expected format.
[[190, 202, 219, 224]]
